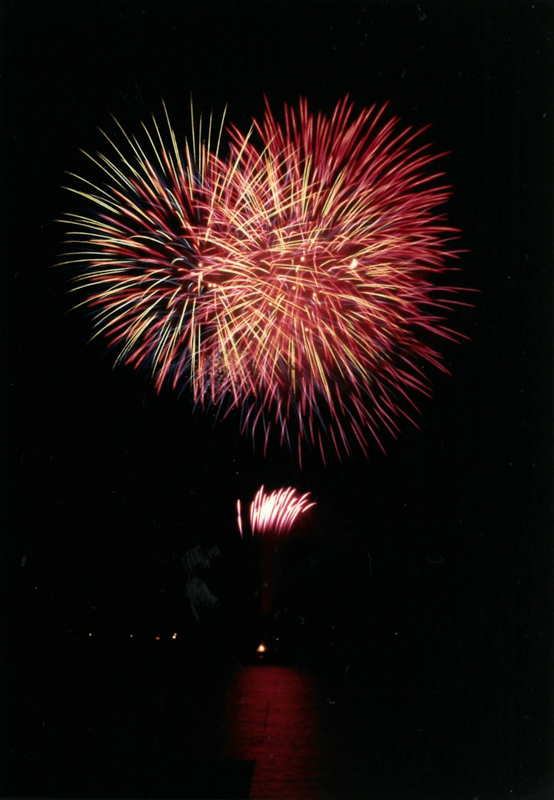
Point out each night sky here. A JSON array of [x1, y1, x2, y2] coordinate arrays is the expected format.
[[2, 2, 553, 799]]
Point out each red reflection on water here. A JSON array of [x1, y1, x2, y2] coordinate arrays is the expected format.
[[222, 666, 331, 799]]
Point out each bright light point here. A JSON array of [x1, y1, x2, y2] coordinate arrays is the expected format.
[[257, 643, 267, 653], [130, 634, 133, 638], [88, 633, 92, 636], [155, 636, 161, 641], [172, 633, 177, 639], [350, 258, 358, 268]]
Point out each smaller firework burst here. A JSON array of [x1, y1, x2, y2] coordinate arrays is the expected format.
[[236, 486, 315, 538]]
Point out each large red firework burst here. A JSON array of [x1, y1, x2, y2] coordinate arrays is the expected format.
[[60, 97, 465, 462]]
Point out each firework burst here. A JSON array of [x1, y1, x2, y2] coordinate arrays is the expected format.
[[237, 486, 316, 538], [59, 97, 465, 462]]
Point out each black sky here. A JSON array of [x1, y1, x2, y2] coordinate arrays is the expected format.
[[1, 1, 553, 798]]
